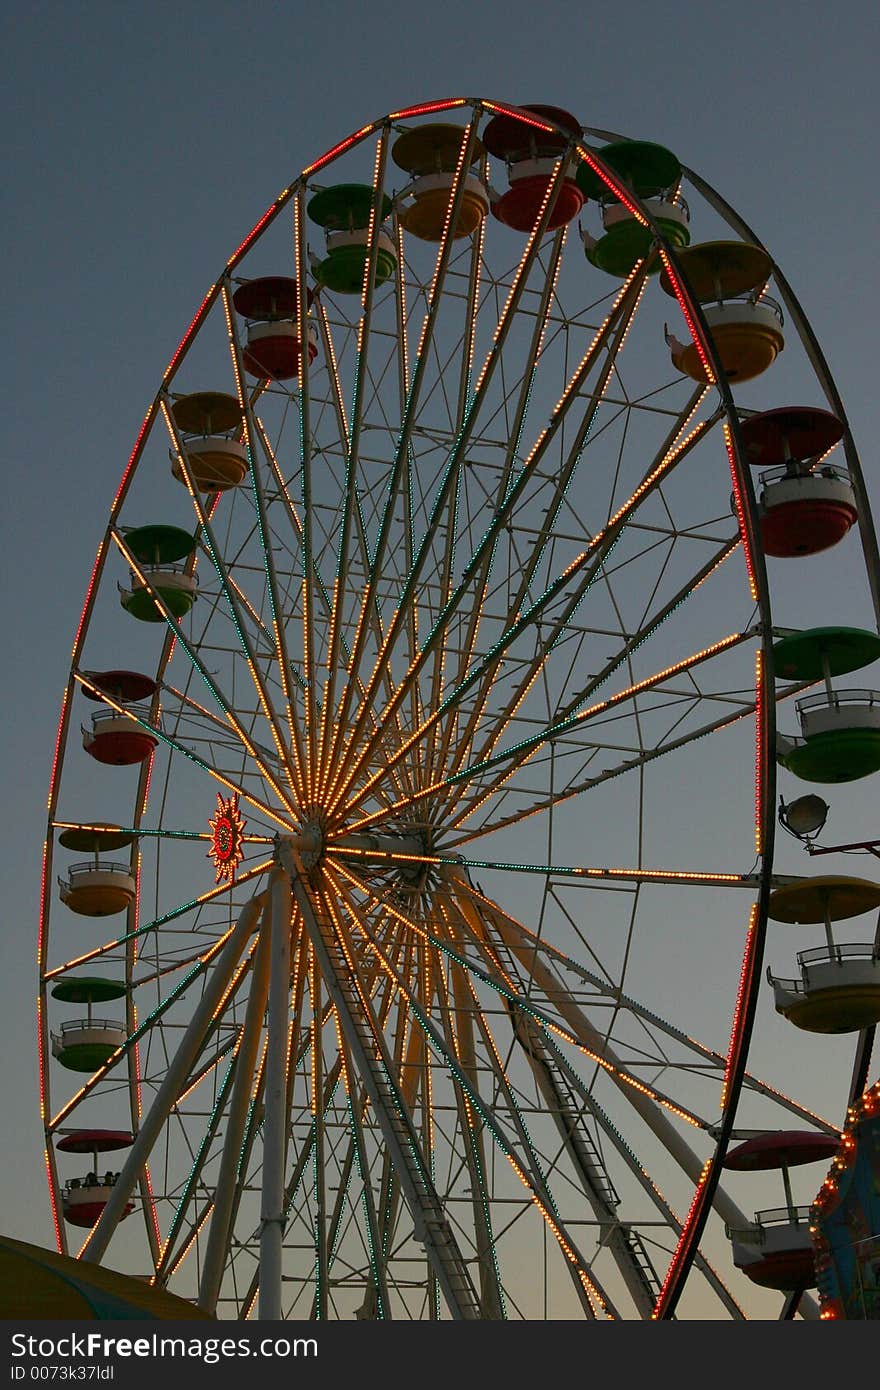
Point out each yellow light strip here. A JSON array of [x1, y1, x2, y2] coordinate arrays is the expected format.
[[333, 402, 721, 829], [44, 860, 273, 981], [334, 861, 705, 1130], [107, 534, 296, 824], [156, 401, 302, 811], [416, 121, 475, 362], [221, 285, 307, 802], [164, 1203, 212, 1279], [472, 157, 563, 398], [76, 665, 294, 834], [335, 864, 614, 1317]]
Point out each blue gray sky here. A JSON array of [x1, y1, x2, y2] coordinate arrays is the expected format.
[[3, 0, 879, 1300]]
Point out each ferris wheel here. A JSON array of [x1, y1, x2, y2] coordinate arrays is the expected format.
[[39, 97, 880, 1320]]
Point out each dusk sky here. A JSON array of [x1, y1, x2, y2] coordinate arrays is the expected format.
[[4, 0, 879, 1319]]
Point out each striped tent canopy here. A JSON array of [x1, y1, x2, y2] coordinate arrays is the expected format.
[[0, 1235, 213, 1320]]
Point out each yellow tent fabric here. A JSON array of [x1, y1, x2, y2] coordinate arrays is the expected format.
[[0, 1235, 213, 1319]]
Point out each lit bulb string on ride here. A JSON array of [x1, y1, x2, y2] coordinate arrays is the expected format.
[[441, 645, 757, 837], [676, 161, 880, 1113], [315, 112, 504, 805], [317, 139, 585, 809], [680, 160, 880, 632], [308, 859, 615, 1318], [62, 962, 253, 1262], [48, 925, 255, 1132], [159, 398, 306, 809], [40, 512, 210, 1252], [40, 439, 231, 1253], [643, 241, 777, 1320], [322, 237, 646, 818], [221, 284, 310, 801], [232, 1048, 366, 1318], [328, 384, 723, 824], [325, 394, 728, 829], [429, 240, 641, 792], [313, 126, 394, 792], [42, 212, 242, 988], [283, 860, 488, 1320], [393, 142, 490, 792], [292, 189, 320, 805], [177, 919, 396, 1307], [47, 100, 767, 1301], [37, 86, 436, 1241], [327, 856, 704, 1131], [79, 893, 267, 1266], [167, 1061, 262, 1290], [244, 354, 420, 812], [550, 527, 738, 728], [336, 629, 753, 841], [434, 893, 746, 1319], [440, 872, 776, 1287], [401, 179, 492, 807], [421, 173, 517, 791], [319, 180, 628, 817]]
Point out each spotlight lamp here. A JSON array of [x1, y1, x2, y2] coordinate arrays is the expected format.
[[778, 793, 829, 843]]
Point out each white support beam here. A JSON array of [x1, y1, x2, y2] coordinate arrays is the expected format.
[[259, 869, 293, 1320], [81, 893, 264, 1264]]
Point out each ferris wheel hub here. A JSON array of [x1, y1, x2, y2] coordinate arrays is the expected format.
[[296, 820, 325, 870]]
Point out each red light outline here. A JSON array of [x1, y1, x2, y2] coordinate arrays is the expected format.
[[652, 1161, 712, 1318], [208, 792, 247, 886]]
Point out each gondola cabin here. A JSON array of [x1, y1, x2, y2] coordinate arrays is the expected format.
[[483, 104, 584, 233]]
